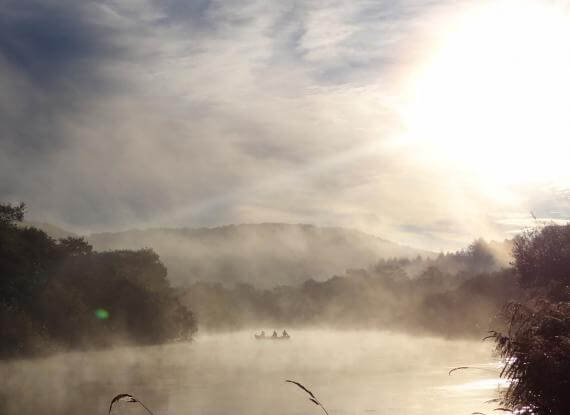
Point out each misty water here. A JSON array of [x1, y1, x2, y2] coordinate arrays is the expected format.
[[1, 331, 505, 415]]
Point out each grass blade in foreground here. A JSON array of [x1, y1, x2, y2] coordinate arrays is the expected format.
[[286, 379, 330, 415], [109, 393, 155, 415], [448, 366, 498, 375]]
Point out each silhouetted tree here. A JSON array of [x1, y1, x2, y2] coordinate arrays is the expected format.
[[513, 224, 570, 292], [491, 224, 570, 415], [0, 202, 25, 226], [0, 202, 196, 358], [58, 236, 93, 256]]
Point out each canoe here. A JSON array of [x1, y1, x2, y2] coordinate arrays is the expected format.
[[254, 334, 290, 340]]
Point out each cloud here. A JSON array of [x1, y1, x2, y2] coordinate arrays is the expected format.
[[1, 0, 568, 250], [0, 1, 122, 85]]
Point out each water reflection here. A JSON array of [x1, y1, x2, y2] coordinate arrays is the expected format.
[[441, 378, 510, 391]]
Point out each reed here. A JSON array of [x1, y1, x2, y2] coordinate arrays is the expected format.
[[448, 366, 498, 376], [286, 379, 330, 415], [109, 393, 155, 415]]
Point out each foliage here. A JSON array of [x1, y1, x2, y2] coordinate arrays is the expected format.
[[512, 224, 570, 290], [491, 224, 570, 415], [0, 202, 25, 226], [180, 246, 520, 338], [0, 202, 196, 359]]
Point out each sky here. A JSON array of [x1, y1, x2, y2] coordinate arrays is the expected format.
[[1, 0, 569, 251]]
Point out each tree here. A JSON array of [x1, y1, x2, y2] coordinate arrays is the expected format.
[[512, 224, 570, 292], [491, 224, 570, 415], [58, 237, 93, 256], [0, 202, 25, 226], [0, 202, 197, 358]]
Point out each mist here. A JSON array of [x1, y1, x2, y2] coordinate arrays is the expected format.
[[178, 238, 518, 337], [87, 223, 430, 287], [1, 206, 519, 415], [2, 0, 570, 414], [1, 330, 500, 415]]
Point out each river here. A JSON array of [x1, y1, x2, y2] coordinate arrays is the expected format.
[[0, 330, 506, 415]]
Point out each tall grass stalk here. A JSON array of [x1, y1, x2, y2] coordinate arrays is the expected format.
[[286, 379, 330, 415], [109, 393, 155, 415]]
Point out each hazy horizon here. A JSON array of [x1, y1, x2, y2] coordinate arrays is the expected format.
[[24, 218, 516, 254]]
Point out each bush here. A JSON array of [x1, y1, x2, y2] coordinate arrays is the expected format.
[[491, 224, 570, 415], [512, 224, 570, 291]]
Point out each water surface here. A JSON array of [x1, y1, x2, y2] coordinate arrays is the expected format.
[[0, 330, 504, 415]]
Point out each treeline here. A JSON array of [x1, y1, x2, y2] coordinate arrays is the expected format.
[[179, 240, 521, 338], [372, 237, 511, 278], [0, 203, 196, 359]]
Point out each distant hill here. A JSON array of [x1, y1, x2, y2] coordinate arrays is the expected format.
[[87, 223, 432, 287]]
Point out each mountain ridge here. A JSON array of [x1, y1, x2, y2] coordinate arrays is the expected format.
[[87, 223, 433, 287]]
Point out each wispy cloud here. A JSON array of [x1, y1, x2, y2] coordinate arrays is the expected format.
[[1, 0, 568, 250]]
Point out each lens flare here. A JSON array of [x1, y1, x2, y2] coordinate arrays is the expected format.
[[95, 309, 110, 320]]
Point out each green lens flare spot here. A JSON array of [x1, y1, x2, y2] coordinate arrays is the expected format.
[[95, 308, 109, 320]]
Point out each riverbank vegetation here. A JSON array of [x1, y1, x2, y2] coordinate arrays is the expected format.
[[491, 224, 570, 415], [0, 203, 196, 359]]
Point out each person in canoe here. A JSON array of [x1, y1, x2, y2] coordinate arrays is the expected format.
[[254, 331, 266, 339]]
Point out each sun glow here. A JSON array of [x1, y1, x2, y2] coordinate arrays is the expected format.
[[402, 0, 570, 186]]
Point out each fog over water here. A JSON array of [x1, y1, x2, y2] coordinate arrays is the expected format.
[[1, 330, 503, 415]]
